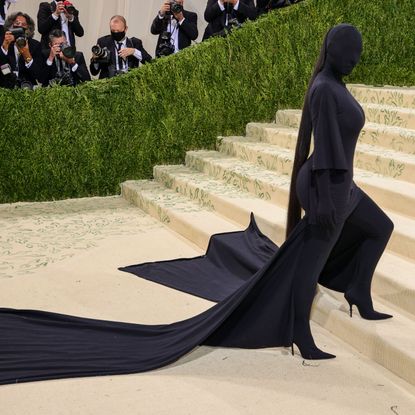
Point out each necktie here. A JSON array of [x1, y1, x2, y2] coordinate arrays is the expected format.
[[0, 0, 7, 21], [117, 42, 125, 71]]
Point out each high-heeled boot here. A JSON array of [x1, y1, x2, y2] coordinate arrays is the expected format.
[[291, 319, 336, 360], [344, 290, 392, 320]]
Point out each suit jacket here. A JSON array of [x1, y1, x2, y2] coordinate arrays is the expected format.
[[0, 37, 45, 87], [89, 35, 152, 80], [37, 1, 84, 49], [256, 0, 302, 15], [151, 10, 198, 55], [42, 50, 90, 86], [203, 0, 257, 40]]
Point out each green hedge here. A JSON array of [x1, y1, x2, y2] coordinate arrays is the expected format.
[[1, 0, 414, 203]]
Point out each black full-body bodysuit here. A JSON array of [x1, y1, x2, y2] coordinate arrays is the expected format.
[[0, 24, 394, 384]]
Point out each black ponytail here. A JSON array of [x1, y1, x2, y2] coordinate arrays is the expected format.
[[285, 29, 332, 238]]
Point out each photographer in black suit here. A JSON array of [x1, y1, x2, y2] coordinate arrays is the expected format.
[[151, 1, 198, 58], [203, 0, 257, 40], [37, 1, 84, 50], [90, 15, 152, 80], [257, 0, 304, 15], [43, 29, 90, 87], [0, 12, 44, 89]]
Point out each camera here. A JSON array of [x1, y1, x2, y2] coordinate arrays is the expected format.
[[9, 27, 27, 48], [17, 79, 34, 90], [58, 42, 76, 59], [156, 31, 175, 58], [91, 45, 111, 64], [63, 1, 76, 14], [166, 1, 183, 15]]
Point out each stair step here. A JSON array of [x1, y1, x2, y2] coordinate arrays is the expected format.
[[375, 252, 415, 317], [362, 103, 415, 130], [153, 164, 287, 245], [348, 84, 415, 109], [121, 180, 238, 250], [247, 122, 415, 155], [153, 164, 415, 318], [312, 287, 415, 387], [220, 136, 415, 185], [185, 150, 415, 261], [185, 150, 291, 207]]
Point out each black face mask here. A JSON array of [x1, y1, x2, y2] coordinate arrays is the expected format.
[[111, 31, 125, 42], [325, 24, 363, 77]]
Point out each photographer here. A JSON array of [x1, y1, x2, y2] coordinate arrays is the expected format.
[[151, 1, 198, 58], [256, 0, 303, 16], [90, 15, 152, 80], [37, 1, 84, 50], [43, 29, 90, 87], [0, 12, 44, 89], [203, 0, 257, 40], [1, 1, 18, 43]]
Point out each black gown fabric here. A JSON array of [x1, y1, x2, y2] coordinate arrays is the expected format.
[[0, 27, 377, 385]]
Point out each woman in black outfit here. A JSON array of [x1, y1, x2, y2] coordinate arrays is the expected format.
[[0, 24, 393, 385]]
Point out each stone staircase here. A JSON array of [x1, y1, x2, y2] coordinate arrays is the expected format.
[[121, 84, 415, 387]]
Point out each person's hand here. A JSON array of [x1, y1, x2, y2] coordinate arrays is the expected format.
[[61, 54, 76, 66], [2, 31, 14, 51], [118, 47, 135, 60], [48, 43, 61, 60], [54, 1, 66, 17], [17, 41, 32, 62], [173, 11, 184, 22], [316, 199, 337, 229], [159, 1, 170, 17]]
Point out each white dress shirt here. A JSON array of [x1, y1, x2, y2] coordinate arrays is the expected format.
[[157, 13, 186, 54], [218, 0, 240, 26]]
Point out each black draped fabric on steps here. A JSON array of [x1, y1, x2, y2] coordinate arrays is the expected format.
[[0, 214, 360, 386], [119, 214, 278, 302]]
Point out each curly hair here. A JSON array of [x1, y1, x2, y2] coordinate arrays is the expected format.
[[4, 12, 36, 38]]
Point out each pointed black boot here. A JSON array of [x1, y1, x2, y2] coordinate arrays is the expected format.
[[292, 321, 336, 360], [344, 291, 393, 320]]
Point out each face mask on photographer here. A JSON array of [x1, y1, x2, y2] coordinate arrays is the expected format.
[[111, 31, 126, 42]]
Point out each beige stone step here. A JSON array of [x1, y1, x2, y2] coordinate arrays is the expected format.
[[276, 105, 415, 134], [247, 121, 415, 155], [153, 164, 287, 245], [220, 135, 415, 185], [153, 164, 415, 318], [121, 180, 238, 251], [348, 84, 415, 109], [313, 287, 415, 387], [375, 252, 415, 317], [362, 103, 415, 129], [185, 150, 291, 207], [185, 150, 415, 261], [121, 180, 415, 387]]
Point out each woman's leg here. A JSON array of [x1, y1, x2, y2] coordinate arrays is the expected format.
[[292, 221, 344, 359], [319, 192, 394, 319], [342, 193, 394, 318]]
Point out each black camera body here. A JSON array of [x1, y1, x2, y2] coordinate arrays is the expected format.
[[166, 1, 183, 15], [156, 31, 175, 58], [91, 45, 111, 64], [9, 27, 27, 48], [59, 42, 76, 59]]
